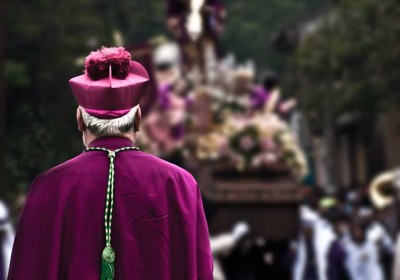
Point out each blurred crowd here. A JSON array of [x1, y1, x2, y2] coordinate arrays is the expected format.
[[208, 186, 397, 280], [293, 187, 395, 280]]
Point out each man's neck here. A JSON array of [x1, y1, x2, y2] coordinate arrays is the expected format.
[[83, 132, 135, 148]]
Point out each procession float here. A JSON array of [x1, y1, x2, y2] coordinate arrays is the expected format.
[[133, 0, 308, 240]]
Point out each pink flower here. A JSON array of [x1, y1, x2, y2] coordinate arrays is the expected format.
[[263, 152, 278, 163], [240, 135, 255, 151], [260, 138, 276, 151], [218, 138, 229, 154]]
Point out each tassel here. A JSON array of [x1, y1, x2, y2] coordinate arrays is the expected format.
[[101, 245, 115, 280], [84, 147, 140, 279]]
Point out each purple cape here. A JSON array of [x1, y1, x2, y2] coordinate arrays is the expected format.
[[8, 137, 213, 280]]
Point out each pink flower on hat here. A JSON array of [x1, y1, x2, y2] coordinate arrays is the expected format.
[[84, 47, 132, 80]]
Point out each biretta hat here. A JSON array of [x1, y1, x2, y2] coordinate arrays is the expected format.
[[69, 47, 149, 119]]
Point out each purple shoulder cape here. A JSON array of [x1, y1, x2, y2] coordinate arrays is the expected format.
[[8, 137, 213, 280]]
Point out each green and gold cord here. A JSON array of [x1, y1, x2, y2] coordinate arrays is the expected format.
[[85, 146, 139, 280]]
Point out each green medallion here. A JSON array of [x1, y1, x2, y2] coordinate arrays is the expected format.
[[102, 246, 115, 263]]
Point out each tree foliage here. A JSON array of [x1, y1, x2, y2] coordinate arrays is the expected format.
[[286, 0, 400, 123], [222, 0, 329, 73]]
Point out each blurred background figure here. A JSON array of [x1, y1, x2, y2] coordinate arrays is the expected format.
[[210, 222, 249, 280], [327, 212, 350, 280], [0, 201, 14, 280], [143, 42, 188, 162], [344, 222, 384, 280], [356, 206, 394, 279], [291, 203, 334, 280]]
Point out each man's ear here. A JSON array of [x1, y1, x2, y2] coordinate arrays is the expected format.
[[134, 107, 142, 132], [76, 107, 86, 132]]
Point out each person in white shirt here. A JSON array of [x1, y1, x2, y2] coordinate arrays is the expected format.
[[210, 222, 250, 280], [292, 205, 335, 280], [344, 222, 383, 280]]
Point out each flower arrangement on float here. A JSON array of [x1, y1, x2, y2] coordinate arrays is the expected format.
[[193, 111, 308, 181]]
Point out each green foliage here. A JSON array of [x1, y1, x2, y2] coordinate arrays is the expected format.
[[4, 61, 31, 88], [222, 0, 329, 73], [4, 105, 57, 192], [286, 0, 400, 124]]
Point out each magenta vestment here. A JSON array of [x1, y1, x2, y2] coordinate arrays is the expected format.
[[8, 137, 213, 280]]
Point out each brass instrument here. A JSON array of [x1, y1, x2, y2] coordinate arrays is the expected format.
[[370, 169, 400, 209]]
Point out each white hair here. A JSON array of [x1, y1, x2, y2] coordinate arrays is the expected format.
[[80, 105, 139, 137]]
